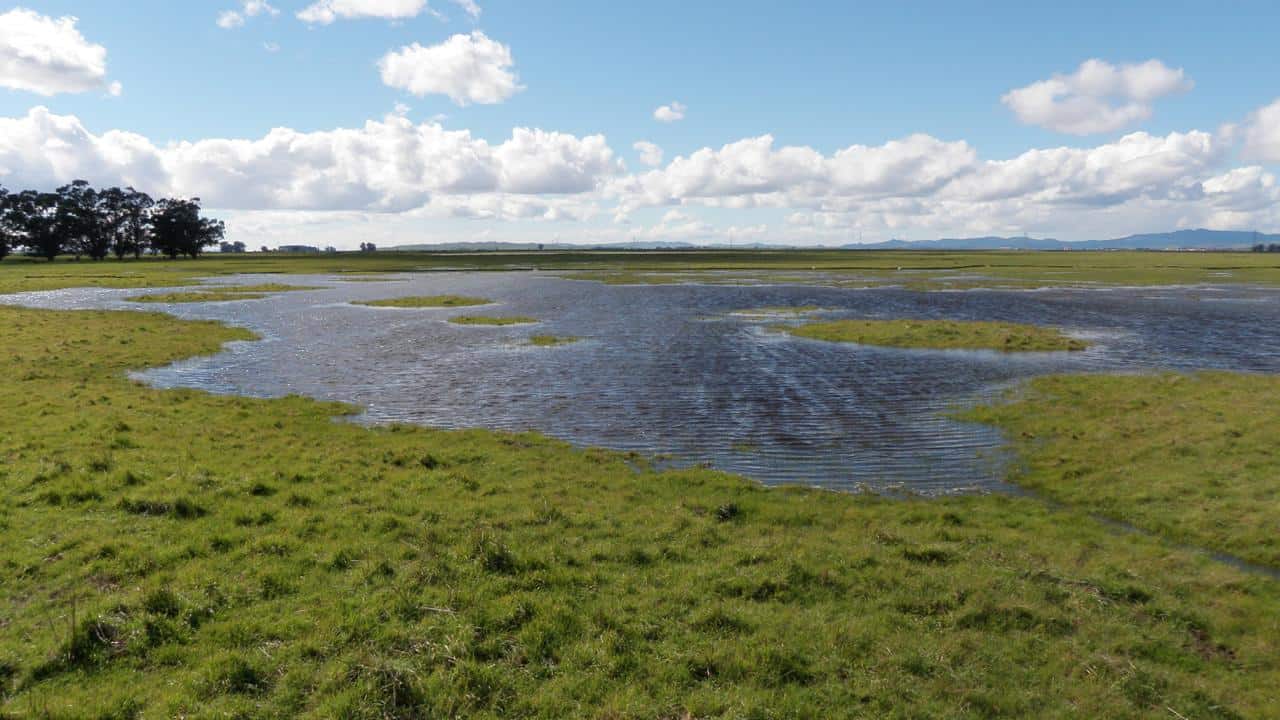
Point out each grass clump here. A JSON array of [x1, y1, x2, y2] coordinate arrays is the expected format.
[[782, 318, 1088, 352], [352, 295, 492, 308], [966, 371, 1280, 567], [448, 315, 538, 326], [125, 283, 320, 304], [528, 334, 579, 347], [126, 291, 269, 303], [1, 303, 1278, 717]]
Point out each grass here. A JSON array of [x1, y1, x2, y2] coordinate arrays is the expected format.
[[731, 306, 825, 317], [964, 372, 1280, 568], [2, 257, 1279, 717], [353, 295, 493, 309], [528, 334, 579, 347], [3, 248, 1280, 296], [125, 284, 323, 304], [127, 291, 270, 303], [0, 305, 1276, 717], [780, 319, 1089, 352], [449, 315, 539, 326]]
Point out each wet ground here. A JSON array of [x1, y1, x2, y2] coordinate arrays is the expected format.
[[8, 272, 1280, 494]]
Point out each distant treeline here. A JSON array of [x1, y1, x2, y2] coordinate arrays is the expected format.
[[1251, 244, 1280, 253], [0, 180, 225, 261]]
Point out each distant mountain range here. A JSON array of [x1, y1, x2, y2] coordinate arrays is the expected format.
[[843, 229, 1280, 251], [388, 229, 1279, 253]]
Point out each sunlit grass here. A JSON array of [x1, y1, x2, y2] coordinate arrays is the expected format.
[[781, 319, 1089, 352], [449, 315, 538, 326], [352, 295, 493, 308], [528, 334, 579, 346]]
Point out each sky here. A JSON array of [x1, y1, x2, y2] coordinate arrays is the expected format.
[[1, 1, 1279, 249]]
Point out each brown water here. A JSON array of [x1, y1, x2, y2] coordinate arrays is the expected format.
[[8, 272, 1280, 494]]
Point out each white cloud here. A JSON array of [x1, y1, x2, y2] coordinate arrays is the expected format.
[[1, 105, 1276, 247], [0, 107, 621, 212], [216, 11, 245, 29], [449, 0, 481, 19], [633, 141, 663, 167], [1002, 59, 1193, 135], [379, 32, 522, 106], [653, 101, 686, 123], [263, 42, 281, 53], [0, 9, 118, 96], [217, 1, 279, 29], [298, 0, 429, 25], [1238, 98, 1280, 163]]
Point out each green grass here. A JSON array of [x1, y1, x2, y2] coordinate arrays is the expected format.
[[449, 315, 539, 326], [353, 295, 493, 308], [0, 306, 1277, 718], [528, 334, 579, 347], [781, 319, 1089, 352], [2, 259, 1280, 717], [965, 372, 1280, 567], [126, 291, 270, 303], [731, 306, 825, 317], [125, 284, 322, 304], [3, 248, 1280, 296]]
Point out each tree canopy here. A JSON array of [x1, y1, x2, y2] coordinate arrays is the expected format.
[[0, 181, 222, 261]]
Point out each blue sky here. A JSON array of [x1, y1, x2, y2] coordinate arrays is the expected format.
[[1, 1, 1279, 247]]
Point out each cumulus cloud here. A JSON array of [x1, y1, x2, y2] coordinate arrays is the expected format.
[[1002, 59, 1192, 135], [379, 32, 522, 106], [633, 141, 663, 167], [0, 107, 621, 213], [653, 101, 686, 123], [1, 104, 1275, 245], [1237, 98, 1280, 163], [0, 8, 118, 96], [217, 1, 279, 30], [449, 0, 481, 19], [298, 0, 429, 24]]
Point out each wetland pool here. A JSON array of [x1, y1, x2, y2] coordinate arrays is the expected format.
[[8, 272, 1280, 494]]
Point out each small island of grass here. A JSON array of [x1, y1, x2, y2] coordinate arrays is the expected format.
[[127, 290, 270, 303], [529, 334, 579, 347], [783, 318, 1088, 352], [353, 295, 493, 308], [450, 315, 538, 326], [126, 283, 322, 304]]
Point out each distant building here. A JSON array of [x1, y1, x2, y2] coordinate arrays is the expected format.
[[277, 245, 321, 254]]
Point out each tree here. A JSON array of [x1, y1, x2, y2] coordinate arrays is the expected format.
[[151, 198, 224, 258], [12, 190, 62, 260], [0, 187, 12, 260], [57, 180, 113, 261], [117, 188, 155, 259]]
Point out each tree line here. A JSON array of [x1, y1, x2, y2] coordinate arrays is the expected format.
[[0, 181, 225, 261], [1251, 243, 1280, 253]]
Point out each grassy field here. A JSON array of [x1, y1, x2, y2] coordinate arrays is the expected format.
[[450, 316, 539, 326], [965, 373, 1280, 568], [3, 248, 1280, 295], [353, 295, 495, 309], [780, 319, 1089, 352], [1, 253, 1278, 718]]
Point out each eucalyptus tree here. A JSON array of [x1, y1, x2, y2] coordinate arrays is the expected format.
[[151, 198, 225, 258], [12, 190, 62, 260], [117, 188, 155, 259], [0, 187, 12, 260], [56, 180, 114, 261]]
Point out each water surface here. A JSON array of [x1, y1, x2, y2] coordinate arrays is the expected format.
[[8, 272, 1280, 494]]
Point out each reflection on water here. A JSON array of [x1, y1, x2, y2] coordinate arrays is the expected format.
[[7, 272, 1280, 494]]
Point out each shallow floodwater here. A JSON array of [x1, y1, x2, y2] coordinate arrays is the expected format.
[[7, 272, 1280, 494]]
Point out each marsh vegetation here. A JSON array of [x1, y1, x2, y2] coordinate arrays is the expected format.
[[352, 295, 494, 309], [781, 319, 1089, 352], [0, 253, 1278, 718]]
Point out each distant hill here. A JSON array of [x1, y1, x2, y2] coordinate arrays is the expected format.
[[845, 229, 1280, 251], [386, 229, 1279, 253]]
